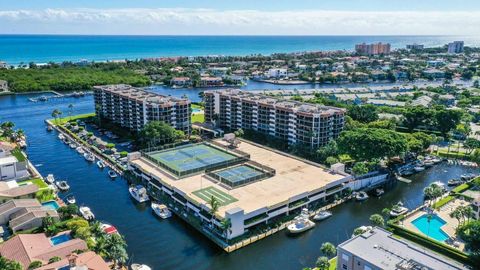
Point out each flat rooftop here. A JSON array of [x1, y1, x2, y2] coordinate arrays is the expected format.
[[338, 227, 467, 270], [131, 139, 349, 217]]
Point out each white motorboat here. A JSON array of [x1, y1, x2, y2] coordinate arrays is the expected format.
[[79, 206, 95, 220], [131, 264, 152, 270], [58, 134, 65, 140], [47, 125, 53, 132], [76, 146, 85, 154], [101, 223, 119, 235], [431, 181, 447, 193], [390, 202, 409, 217], [96, 160, 106, 169], [45, 174, 55, 184], [313, 210, 332, 221], [448, 178, 462, 186], [108, 170, 118, 179], [288, 215, 315, 234], [129, 185, 150, 203], [423, 160, 434, 168], [69, 143, 77, 149], [66, 195, 76, 205], [414, 166, 425, 172], [84, 152, 95, 162], [351, 225, 373, 237], [432, 157, 442, 164], [374, 188, 385, 197], [355, 191, 369, 201], [55, 181, 70, 192], [151, 202, 172, 219]]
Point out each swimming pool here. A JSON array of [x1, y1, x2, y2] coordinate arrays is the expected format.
[[50, 233, 71, 245], [411, 214, 450, 242], [42, 200, 60, 211], [192, 108, 203, 113]]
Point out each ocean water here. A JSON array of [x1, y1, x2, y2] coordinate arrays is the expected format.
[[1, 35, 480, 65]]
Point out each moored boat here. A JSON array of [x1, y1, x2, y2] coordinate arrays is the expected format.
[[355, 191, 369, 201], [414, 166, 425, 172], [151, 202, 172, 219], [448, 178, 462, 186], [129, 185, 149, 203], [76, 146, 85, 155], [79, 206, 95, 220], [101, 223, 119, 235], [58, 134, 65, 140], [288, 210, 315, 234], [69, 143, 77, 149], [313, 210, 332, 221], [47, 125, 53, 132], [131, 264, 152, 270], [96, 160, 106, 169], [45, 174, 55, 184], [66, 195, 76, 205], [374, 188, 385, 197], [390, 202, 408, 217], [108, 170, 118, 179], [84, 152, 95, 162], [55, 181, 70, 192]]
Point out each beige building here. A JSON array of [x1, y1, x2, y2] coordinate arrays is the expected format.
[[0, 80, 7, 92]]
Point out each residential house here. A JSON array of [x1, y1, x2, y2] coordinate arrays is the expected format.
[[0, 181, 38, 203], [411, 95, 433, 107], [267, 68, 288, 79], [370, 70, 387, 81], [170, 77, 192, 88], [37, 251, 110, 270], [0, 148, 29, 181], [0, 80, 8, 92], [0, 61, 7, 69], [0, 199, 59, 232], [199, 76, 224, 87], [423, 69, 445, 79], [0, 233, 88, 269]]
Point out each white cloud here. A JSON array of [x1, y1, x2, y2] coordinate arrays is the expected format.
[[0, 8, 479, 35]]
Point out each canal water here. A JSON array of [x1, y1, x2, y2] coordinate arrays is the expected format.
[[0, 91, 478, 270]]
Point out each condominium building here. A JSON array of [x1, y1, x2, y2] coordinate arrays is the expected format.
[[448, 41, 464, 54], [93, 84, 191, 133], [336, 227, 467, 270], [204, 89, 345, 148], [355, 43, 391, 55], [406, 44, 424, 50]]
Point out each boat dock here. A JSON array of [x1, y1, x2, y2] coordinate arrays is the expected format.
[[46, 119, 124, 176], [29, 91, 92, 102]]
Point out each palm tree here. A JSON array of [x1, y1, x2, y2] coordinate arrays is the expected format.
[[209, 196, 220, 229], [423, 183, 443, 207], [315, 256, 330, 270], [104, 233, 128, 268], [90, 221, 104, 238], [51, 109, 61, 125], [320, 242, 336, 258], [0, 257, 22, 270], [220, 218, 232, 241], [68, 104, 74, 121]]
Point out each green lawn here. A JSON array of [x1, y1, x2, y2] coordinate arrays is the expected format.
[[433, 196, 454, 209], [18, 178, 49, 189], [11, 148, 26, 162], [51, 113, 95, 125], [328, 257, 337, 270], [192, 113, 205, 123], [192, 186, 238, 206]]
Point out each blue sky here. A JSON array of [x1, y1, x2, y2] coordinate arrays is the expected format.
[[0, 1, 479, 35]]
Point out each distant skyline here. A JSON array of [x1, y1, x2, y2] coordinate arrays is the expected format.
[[1, 1, 480, 35]]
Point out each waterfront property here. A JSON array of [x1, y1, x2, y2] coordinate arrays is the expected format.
[[204, 89, 345, 148], [336, 227, 467, 270], [0, 147, 29, 181], [93, 84, 191, 134], [128, 138, 352, 244], [0, 199, 59, 233]]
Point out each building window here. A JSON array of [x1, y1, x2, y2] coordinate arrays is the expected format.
[[342, 265, 347, 270], [364, 266, 372, 270], [342, 254, 349, 261]]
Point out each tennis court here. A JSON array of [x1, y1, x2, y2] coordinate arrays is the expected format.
[[192, 186, 238, 206], [214, 165, 263, 185], [146, 144, 238, 176]]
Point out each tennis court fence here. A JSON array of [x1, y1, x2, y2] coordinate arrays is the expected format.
[[140, 141, 251, 178], [205, 160, 276, 189]]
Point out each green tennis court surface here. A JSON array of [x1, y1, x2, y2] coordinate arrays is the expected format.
[[214, 165, 264, 185], [192, 186, 238, 206], [147, 144, 237, 173]]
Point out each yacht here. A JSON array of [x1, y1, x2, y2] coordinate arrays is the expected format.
[[79, 206, 95, 221], [55, 181, 70, 192], [288, 210, 315, 234], [313, 210, 332, 221], [355, 191, 369, 201], [151, 202, 172, 219], [69, 143, 77, 149], [96, 160, 106, 169], [390, 202, 409, 217], [432, 181, 447, 193], [45, 174, 55, 184], [66, 195, 76, 205], [58, 134, 65, 140], [432, 157, 442, 164], [47, 125, 53, 132], [84, 152, 95, 162], [129, 185, 150, 203], [131, 264, 152, 270], [76, 146, 85, 155], [448, 178, 463, 186], [423, 160, 434, 168], [108, 170, 118, 179]]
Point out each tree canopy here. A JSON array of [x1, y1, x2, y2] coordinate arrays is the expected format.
[[138, 121, 184, 148], [347, 104, 379, 123], [337, 128, 408, 161]]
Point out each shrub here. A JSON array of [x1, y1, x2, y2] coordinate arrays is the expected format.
[[28, 261, 43, 269]]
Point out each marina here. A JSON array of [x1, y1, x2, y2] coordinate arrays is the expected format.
[[0, 92, 478, 270]]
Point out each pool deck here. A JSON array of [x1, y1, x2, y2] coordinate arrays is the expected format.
[[403, 198, 466, 251], [131, 138, 351, 218]]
